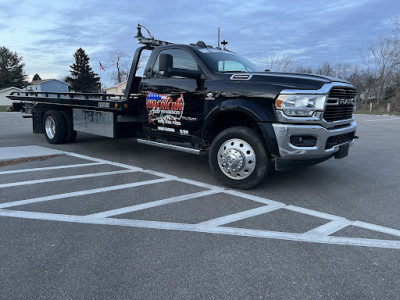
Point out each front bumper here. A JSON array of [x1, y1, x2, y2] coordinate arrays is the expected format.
[[272, 121, 357, 160]]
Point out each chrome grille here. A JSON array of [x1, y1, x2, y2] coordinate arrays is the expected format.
[[323, 87, 356, 122]]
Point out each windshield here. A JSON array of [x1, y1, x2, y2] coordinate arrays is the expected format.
[[195, 48, 262, 73]]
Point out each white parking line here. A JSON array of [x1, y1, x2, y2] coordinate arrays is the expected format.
[[1, 146, 400, 250], [198, 204, 284, 227], [354, 221, 400, 237], [0, 162, 104, 175], [66, 152, 144, 171], [303, 220, 353, 236], [87, 189, 219, 218], [285, 205, 348, 221], [0, 169, 140, 188], [223, 189, 282, 206], [201, 225, 400, 250], [155, 176, 225, 191], [0, 177, 172, 208], [68, 151, 223, 191], [0, 209, 399, 250]]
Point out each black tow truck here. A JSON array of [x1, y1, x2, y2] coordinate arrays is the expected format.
[[8, 24, 357, 189]]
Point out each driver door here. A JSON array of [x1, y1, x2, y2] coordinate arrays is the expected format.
[[139, 48, 205, 138]]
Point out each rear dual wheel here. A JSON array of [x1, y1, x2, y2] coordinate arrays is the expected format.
[[43, 110, 76, 144], [60, 110, 77, 143], [209, 127, 270, 189]]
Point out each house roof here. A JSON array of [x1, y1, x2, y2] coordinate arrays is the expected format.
[[0, 87, 23, 93], [30, 79, 50, 84], [29, 79, 68, 85]]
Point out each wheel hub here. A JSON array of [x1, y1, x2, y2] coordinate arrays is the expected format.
[[217, 138, 256, 180], [45, 116, 56, 139], [221, 149, 245, 172]]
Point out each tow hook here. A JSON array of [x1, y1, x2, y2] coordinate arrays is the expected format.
[[334, 144, 350, 159]]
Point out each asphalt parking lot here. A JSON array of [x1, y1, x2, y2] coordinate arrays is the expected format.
[[0, 112, 399, 299]]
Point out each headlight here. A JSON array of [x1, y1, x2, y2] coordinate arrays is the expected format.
[[275, 94, 326, 117]]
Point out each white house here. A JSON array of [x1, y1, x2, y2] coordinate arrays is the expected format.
[[24, 79, 69, 93], [0, 87, 23, 106], [105, 81, 127, 95]]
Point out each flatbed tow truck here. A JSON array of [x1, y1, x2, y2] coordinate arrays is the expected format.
[[8, 24, 357, 189]]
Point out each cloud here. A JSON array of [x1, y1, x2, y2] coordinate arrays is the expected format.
[[1, 0, 399, 85]]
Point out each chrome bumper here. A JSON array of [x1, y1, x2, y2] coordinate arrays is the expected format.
[[272, 121, 357, 160]]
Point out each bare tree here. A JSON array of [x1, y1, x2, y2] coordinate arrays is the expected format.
[[137, 53, 150, 70], [108, 51, 131, 85], [265, 52, 294, 73], [361, 35, 400, 106], [394, 16, 400, 32], [316, 62, 335, 77], [294, 66, 313, 74], [333, 63, 355, 81]]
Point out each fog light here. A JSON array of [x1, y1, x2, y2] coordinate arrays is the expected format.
[[290, 136, 317, 147]]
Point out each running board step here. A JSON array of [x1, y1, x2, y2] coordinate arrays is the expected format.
[[136, 139, 205, 155]]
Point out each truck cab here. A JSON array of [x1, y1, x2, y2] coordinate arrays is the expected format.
[[123, 33, 357, 189]]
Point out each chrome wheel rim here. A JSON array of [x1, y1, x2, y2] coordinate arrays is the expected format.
[[217, 138, 256, 180], [45, 116, 56, 139]]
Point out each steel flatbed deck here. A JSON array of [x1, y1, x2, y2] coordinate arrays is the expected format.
[[7, 91, 137, 112]]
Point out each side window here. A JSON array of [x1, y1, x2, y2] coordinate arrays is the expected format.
[[152, 49, 199, 78], [218, 60, 247, 72]]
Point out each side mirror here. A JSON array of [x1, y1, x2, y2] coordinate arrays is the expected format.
[[159, 54, 173, 76], [158, 53, 205, 89]]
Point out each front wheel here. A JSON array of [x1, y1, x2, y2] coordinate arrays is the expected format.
[[209, 127, 270, 189]]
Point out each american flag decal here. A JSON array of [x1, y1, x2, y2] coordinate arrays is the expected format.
[[146, 91, 184, 126]]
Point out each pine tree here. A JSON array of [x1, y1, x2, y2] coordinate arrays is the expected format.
[[0, 46, 27, 89], [65, 48, 100, 93], [32, 74, 41, 81]]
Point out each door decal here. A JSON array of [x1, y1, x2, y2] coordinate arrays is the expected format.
[[146, 92, 184, 126]]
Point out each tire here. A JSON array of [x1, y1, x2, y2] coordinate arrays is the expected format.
[[209, 126, 270, 189], [61, 110, 77, 143], [43, 110, 68, 144]]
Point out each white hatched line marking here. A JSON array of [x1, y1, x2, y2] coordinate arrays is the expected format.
[[0, 178, 172, 208], [223, 189, 282, 206], [87, 189, 219, 218], [65, 152, 143, 171], [66, 152, 225, 190], [198, 204, 284, 227], [199, 225, 400, 250], [174, 177, 227, 190], [353, 221, 400, 237], [0, 209, 399, 250], [62, 151, 400, 248], [0, 162, 103, 175], [284, 205, 348, 221], [2, 148, 400, 249], [0, 169, 139, 188], [303, 220, 353, 236]]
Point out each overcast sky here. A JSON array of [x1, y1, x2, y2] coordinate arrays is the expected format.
[[1, 0, 399, 87]]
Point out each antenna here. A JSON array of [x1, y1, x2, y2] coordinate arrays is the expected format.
[[218, 27, 220, 49]]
